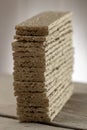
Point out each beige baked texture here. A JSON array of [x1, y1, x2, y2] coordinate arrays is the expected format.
[[12, 11, 74, 123], [15, 11, 72, 36]]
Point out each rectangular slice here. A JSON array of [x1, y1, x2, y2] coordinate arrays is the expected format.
[[15, 11, 72, 36]]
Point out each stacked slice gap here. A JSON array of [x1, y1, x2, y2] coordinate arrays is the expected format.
[[12, 11, 74, 122]]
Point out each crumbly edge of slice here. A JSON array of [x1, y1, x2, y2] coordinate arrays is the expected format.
[[15, 11, 72, 31], [16, 17, 72, 36]]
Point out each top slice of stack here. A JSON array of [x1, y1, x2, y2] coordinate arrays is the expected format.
[[12, 11, 74, 123], [15, 11, 72, 36]]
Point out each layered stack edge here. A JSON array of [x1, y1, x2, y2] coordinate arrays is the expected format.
[[12, 11, 74, 122]]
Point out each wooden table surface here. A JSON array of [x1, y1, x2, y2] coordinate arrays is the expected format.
[[0, 75, 87, 130]]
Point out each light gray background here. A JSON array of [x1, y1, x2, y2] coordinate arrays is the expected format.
[[0, 0, 87, 83]]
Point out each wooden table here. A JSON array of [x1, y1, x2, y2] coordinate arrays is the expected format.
[[0, 75, 87, 130]]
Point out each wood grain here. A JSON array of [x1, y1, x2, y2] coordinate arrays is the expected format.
[[54, 93, 87, 129], [0, 117, 71, 130]]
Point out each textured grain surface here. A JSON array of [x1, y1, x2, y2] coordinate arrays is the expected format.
[[0, 76, 87, 129], [15, 11, 71, 30], [13, 11, 73, 122]]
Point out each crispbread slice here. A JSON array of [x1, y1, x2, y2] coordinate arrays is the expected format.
[[16, 16, 72, 36], [14, 27, 72, 42], [18, 113, 50, 122], [15, 11, 72, 36], [13, 51, 44, 57], [17, 106, 48, 113], [14, 67, 45, 73], [13, 81, 45, 92], [13, 71, 44, 82], [14, 35, 45, 42], [17, 97, 49, 107]]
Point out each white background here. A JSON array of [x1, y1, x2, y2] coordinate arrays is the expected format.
[[0, 0, 87, 83]]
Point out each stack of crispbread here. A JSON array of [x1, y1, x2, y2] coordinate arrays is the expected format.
[[12, 11, 74, 122]]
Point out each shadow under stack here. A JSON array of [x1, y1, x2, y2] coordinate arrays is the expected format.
[[12, 11, 74, 122]]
